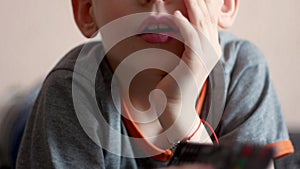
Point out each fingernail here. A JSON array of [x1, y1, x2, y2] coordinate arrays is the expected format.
[[174, 10, 182, 17]]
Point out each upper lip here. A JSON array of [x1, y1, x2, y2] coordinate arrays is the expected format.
[[137, 15, 179, 34]]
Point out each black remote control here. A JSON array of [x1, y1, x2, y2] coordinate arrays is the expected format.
[[168, 142, 274, 169]]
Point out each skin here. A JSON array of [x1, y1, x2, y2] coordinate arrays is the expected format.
[[72, 0, 238, 146], [72, 0, 275, 168]]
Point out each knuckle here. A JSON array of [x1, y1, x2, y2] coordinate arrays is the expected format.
[[210, 15, 217, 24]]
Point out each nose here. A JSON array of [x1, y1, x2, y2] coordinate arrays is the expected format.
[[138, 0, 171, 13], [138, 0, 166, 6]]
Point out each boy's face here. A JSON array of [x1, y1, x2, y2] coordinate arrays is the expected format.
[[91, 0, 189, 28], [90, 0, 194, 70], [89, 0, 223, 70]]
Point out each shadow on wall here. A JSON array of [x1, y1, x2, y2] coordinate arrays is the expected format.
[[0, 85, 40, 168]]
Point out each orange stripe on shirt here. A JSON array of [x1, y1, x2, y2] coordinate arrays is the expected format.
[[265, 139, 294, 159]]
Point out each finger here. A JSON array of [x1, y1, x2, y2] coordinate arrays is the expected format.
[[191, 0, 220, 57], [174, 12, 220, 78], [197, 0, 210, 18], [183, 0, 204, 28], [173, 11, 207, 84], [197, 0, 212, 39], [204, 0, 219, 35], [173, 10, 200, 50], [203, 0, 222, 56], [174, 10, 217, 62], [204, 0, 219, 25]]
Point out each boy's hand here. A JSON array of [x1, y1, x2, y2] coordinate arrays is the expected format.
[[155, 0, 222, 143]]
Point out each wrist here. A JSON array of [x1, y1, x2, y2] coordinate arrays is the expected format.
[[163, 112, 200, 144], [187, 120, 212, 144]]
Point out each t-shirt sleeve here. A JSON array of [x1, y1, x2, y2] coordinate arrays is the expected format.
[[16, 70, 106, 169], [218, 41, 294, 158]]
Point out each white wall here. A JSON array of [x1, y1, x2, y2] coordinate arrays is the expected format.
[[0, 0, 86, 101], [0, 0, 299, 130]]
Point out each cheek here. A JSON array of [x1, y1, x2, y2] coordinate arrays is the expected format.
[[173, 0, 188, 18], [93, 2, 135, 28]]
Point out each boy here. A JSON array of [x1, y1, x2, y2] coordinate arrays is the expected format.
[[16, 0, 294, 168]]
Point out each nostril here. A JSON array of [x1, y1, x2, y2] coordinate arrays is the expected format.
[[138, 0, 151, 5], [139, 0, 166, 5]]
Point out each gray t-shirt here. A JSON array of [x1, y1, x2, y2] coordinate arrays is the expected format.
[[16, 32, 292, 169]]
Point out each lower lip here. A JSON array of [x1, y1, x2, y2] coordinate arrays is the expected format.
[[138, 33, 173, 44]]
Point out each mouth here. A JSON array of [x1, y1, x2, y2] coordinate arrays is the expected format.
[[137, 15, 179, 44]]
